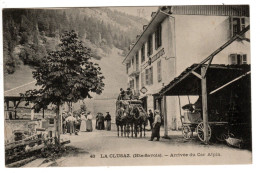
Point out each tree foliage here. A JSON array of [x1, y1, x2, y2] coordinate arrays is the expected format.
[[21, 31, 105, 111]]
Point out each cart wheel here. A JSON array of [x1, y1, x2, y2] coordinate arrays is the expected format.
[[196, 122, 211, 142], [182, 125, 192, 139]]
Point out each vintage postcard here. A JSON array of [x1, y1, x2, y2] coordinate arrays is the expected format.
[[2, 5, 252, 167]]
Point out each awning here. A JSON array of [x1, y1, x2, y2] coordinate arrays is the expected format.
[[158, 64, 251, 96]]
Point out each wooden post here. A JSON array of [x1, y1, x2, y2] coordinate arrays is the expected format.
[[6, 101, 9, 120], [14, 101, 17, 119], [57, 104, 61, 144], [201, 67, 209, 144], [30, 103, 35, 120], [163, 96, 170, 139]]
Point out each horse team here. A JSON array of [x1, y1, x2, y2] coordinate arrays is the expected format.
[[115, 100, 148, 138]]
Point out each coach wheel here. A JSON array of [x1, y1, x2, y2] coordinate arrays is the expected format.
[[196, 122, 212, 142]]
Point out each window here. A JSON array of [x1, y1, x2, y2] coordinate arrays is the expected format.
[[147, 35, 153, 56], [49, 118, 54, 125], [155, 24, 162, 49], [136, 76, 139, 91], [141, 44, 145, 63], [129, 80, 134, 89], [145, 67, 153, 85], [131, 57, 134, 66], [242, 54, 247, 64], [136, 52, 139, 71], [229, 54, 247, 65], [126, 63, 130, 74], [157, 60, 162, 82], [231, 17, 246, 37]]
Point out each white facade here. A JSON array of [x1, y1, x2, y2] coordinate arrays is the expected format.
[[123, 6, 250, 130]]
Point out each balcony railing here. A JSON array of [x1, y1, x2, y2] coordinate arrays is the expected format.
[[128, 65, 140, 77]]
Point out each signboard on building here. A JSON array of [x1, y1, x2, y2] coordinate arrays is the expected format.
[[140, 86, 148, 94]]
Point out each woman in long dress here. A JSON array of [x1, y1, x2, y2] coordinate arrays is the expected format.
[[86, 112, 93, 132], [80, 113, 87, 132], [105, 112, 111, 131]]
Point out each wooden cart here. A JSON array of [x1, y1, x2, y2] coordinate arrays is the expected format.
[[181, 110, 228, 142]]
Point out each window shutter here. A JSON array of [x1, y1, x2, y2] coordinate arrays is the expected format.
[[229, 54, 237, 65], [147, 40, 149, 56], [150, 35, 153, 55], [229, 16, 233, 38], [157, 60, 162, 82], [150, 67, 153, 85], [155, 30, 158, 49], [145, 69, 149, 85], [147, 35, 153, 56], [242, 54, 247, 64], [241, 18, 246, 37], [141, 45, 144, 62], [159, 24, 162, 47], [141, 72, 145, 87]]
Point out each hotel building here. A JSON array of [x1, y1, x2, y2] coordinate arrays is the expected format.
[[122, 5, 250, 130]]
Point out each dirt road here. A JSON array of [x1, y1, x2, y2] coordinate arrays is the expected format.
[[29, 124, 251, 167]]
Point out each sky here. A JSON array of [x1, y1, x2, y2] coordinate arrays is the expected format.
[[110, 6, 159, 20]]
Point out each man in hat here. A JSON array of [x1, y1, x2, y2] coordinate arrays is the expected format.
[[105, 112, 112, 131], [62, 112, 67, 134], [118, 88, 126, 100], [74, 114, 81, 135], [65, 112, 76, 135], [126, 88, 133, 100], [149, 110, 161, 141], [148, 109, 154, 130]]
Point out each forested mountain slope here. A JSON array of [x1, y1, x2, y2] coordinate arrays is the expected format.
[[3, 8, 148, 75]]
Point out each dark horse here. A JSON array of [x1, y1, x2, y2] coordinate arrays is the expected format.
[[131, 105, 148, 137], [116, 107, 127, 137], [116, 100, 148, 138]]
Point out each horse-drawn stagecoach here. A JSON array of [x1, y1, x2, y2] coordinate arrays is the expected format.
[[115, 99, 148, 138]]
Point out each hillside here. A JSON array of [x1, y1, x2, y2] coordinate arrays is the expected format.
[[3, 8, 148, 75], [3, 7, 148, 115]]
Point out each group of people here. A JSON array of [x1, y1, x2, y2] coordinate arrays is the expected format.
[[148, 109, 162, 141], [118, 88, 134, 100], [62, 111, 112, 135], [96, 112, 112, 131], [62, 111, 93, 135]]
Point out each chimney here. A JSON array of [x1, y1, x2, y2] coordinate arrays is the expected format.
[[143, 25, 147, 30], [161, 6, 172, 14], [136, 35, 140, 40], [151, 12, 156, 18], [129, 43, 135, 50]]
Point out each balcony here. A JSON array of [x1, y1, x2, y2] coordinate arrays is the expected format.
[[128, 65, 140, 77]]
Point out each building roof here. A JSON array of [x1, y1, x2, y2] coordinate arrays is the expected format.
[[4, 80, 39, 98], [157, 64, 251, 96], [123, 7, 168, 64], [123, 5, 249, 64], [169, 5, 249, 17]]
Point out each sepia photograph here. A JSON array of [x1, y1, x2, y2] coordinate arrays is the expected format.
[[1, 2, 254, 168]]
